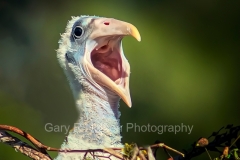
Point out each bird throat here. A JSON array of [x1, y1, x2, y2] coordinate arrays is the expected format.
[[59, 65, 123, 150]]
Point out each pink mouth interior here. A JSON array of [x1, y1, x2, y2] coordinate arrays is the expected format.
[[91, 45, 122, 82]]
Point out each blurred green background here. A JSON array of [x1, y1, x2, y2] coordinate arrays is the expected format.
[[0, 0, 239, 159]]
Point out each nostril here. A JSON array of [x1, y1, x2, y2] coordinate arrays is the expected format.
[[104, 22, 110, 25]]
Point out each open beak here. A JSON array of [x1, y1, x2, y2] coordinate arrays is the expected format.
[[83, 18, 141, 107]]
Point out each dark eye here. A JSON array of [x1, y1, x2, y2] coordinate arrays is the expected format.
[[73, 26, 83, 38]]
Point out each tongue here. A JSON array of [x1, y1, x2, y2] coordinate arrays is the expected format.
[[93, 60, 120, 81], [91, 44, 122, 82]]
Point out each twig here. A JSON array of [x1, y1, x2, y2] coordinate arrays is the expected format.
[[139, 143, 185, 158], [0, 130, 51, 160], [230, 135, 240, 148], [204, 148, 212, 160], [138, 150, 147, 160], [103, 148, 124, 159], [147, 147, 156, 160], [0, 125, 59, 152], [130, 145, 139, 160]]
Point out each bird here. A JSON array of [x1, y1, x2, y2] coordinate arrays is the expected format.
[[55, 15, 141, 160]]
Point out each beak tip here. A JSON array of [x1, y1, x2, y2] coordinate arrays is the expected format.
[[127, 23, 141, 42], [137, 37, 141, 42], [127, 101, 132, 108], [122, 97, 132, 108], [133, 32, 141, 42], [134, 34, 141, 42]]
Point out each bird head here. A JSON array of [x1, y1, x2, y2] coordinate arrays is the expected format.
[[57, 16, 141, 107]]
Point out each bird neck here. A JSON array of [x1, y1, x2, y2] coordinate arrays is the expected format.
[[60, 75, 123, 150]]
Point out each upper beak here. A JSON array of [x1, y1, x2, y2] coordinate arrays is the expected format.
[[85, 18, 141, 107], [89, 18, 141, 42]]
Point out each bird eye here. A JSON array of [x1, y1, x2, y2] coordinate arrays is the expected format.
[[73, 26, 83, 38]]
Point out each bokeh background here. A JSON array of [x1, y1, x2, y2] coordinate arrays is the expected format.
[[0, 0, 239, 159]]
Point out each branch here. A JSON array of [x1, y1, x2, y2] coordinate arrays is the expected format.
[[0, 125, 59, 152], [0, 124, 185, 160], [0, 130, 51, 160]]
